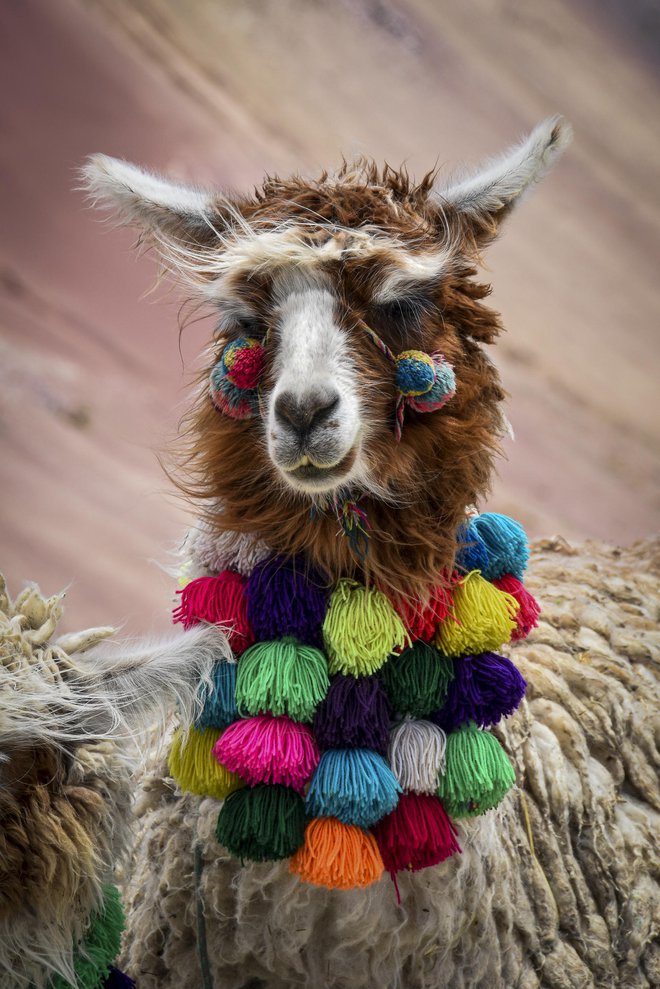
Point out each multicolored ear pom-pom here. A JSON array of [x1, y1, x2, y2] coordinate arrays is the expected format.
[[209, 336, 266, 420], [393, 350, 456, 441]]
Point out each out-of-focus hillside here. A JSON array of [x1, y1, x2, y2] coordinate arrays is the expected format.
[[0, 0, 658, 632]]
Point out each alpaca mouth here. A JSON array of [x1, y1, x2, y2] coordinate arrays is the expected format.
[[281, 447, 358, 490]]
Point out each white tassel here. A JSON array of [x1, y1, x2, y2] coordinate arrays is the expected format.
[[388, 717, 447, 794]]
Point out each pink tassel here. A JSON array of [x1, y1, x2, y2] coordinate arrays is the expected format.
[[173, 572, 254, 655], [492, 575, 540, 640], [214, 714, 320, 791]]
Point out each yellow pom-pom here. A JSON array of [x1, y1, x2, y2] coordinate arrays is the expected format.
[[323, 579, 409, 676], [290, 817, 384, 889], [169, 726, 244, 800], [434, 572, 518, 656]]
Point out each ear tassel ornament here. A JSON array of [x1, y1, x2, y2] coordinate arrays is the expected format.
[[170, 510, 538, 892]]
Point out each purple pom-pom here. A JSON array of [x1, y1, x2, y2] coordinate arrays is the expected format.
[[432, 652, 526, 731], [313, 675, 392, 754], [246, 555, 329, 646], [102, 969, 137, 989]]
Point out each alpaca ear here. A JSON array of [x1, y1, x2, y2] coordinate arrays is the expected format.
[[81, 154, 225, 272], [436, 115, 572, 242]]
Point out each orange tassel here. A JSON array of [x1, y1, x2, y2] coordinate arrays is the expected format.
[[290, 817, 384, 890]]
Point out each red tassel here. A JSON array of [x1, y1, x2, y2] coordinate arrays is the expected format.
[[371, 792, 461, 880], [492, 575, 540, 640], [394, 584, 454, 642], [173, 572, 254, 655]]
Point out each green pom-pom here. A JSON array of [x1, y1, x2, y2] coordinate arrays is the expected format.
[[437, 722, 515, 818], [236, 637, 329, 722], [216, 783, 306, 862], [323, 579, 409, 676], [50, 885, 124, 989], [381, 641, 454, 718]]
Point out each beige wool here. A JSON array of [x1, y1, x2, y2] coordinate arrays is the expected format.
[[121, 538, 660, 989]]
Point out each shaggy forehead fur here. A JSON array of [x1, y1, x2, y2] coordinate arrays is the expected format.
[[173, 164, 504, 601]]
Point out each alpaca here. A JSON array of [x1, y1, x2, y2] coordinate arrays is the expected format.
[[3, 117, 657, 987]]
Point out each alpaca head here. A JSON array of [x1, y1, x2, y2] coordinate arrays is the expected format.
[[83, 116, 570, 597]]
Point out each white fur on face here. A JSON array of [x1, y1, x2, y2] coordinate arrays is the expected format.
[[267, 282, 365, 495]]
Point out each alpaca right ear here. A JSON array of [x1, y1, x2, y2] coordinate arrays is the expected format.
[[81, 155, 225, 270]]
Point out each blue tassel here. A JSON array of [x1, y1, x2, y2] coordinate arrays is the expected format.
[[305, 748, 401, 828], [472, 513, 529, 580], [196, 661, 238, 729], [455, 519, 490, 573]]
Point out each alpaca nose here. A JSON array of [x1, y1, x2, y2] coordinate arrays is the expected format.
[[274, 388, 340, 437]]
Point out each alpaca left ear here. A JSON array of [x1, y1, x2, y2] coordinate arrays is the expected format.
[[435, 115, 572, 243], [81, 155, 228, 278]]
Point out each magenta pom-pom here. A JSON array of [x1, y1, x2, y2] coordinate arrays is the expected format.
[[173, 571, 254, 655], [213, 714, 319, 791], [493, 575, 541, 640]]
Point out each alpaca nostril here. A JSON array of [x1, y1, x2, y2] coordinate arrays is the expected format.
[[274, 389, 341, 436]]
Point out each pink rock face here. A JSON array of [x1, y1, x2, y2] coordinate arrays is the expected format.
[[0, 0, 658, 633]]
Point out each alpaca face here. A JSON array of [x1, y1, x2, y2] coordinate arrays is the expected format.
[[83, 116, 570, 593]]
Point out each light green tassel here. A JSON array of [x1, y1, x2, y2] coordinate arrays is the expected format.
[[50, 885, 123, 989], [323, 579, 409, 676], [437, 722, 515, 817], [236, 637, 329, 722]]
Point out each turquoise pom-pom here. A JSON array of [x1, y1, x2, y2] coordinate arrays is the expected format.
[[305, 748, 402, 828], [456, 518, 490, 573], [472, 513, 529, 580]]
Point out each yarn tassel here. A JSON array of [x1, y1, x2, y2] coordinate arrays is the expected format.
[[470, 513, 529, 581], [173, 571, 254, 655], [246, 555, 328, 646], [102, 970, 137, 989], [290, 817, 384, 889], [235, 637, 329, 722], [313, 674, 392, 754], [216, 784, 306, 862], [394, 583, 454, 642], [381, 641, 454, 718], [50, 886, 124, 989], [196, 660, 238, 730], [372, 793, 461, 880], [169, 726, 244, 800], [306, 749, 401, 829], [437, 722, 516, 817], [455, 518, 490, 574], [334, 498, 371, 560], [388, 717, 447, 794], [323, 579, 409, 676], [213, 714, 319, 791], [492, 574, 541, 640], [435, 572, 518, 656], [432, 652, 526, 731]]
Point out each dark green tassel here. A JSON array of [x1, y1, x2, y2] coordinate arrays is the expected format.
[[216, 784, 306, 862], [381, 641, 454, 718]]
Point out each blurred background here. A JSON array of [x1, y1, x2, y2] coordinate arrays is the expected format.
[[0, 0, 658, 632]]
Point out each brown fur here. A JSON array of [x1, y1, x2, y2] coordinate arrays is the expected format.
[[170, 163, 505, 601]]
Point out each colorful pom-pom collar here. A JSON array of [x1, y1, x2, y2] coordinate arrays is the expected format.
[[169, 510, 539, 894]]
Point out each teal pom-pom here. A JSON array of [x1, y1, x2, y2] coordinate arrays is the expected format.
[[196, 661, 237, 730], [305, 748, 402, 828], [472, 513, 529, 580]]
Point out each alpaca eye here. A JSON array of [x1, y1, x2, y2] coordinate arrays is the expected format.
[[235, 317, 265, 338]]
